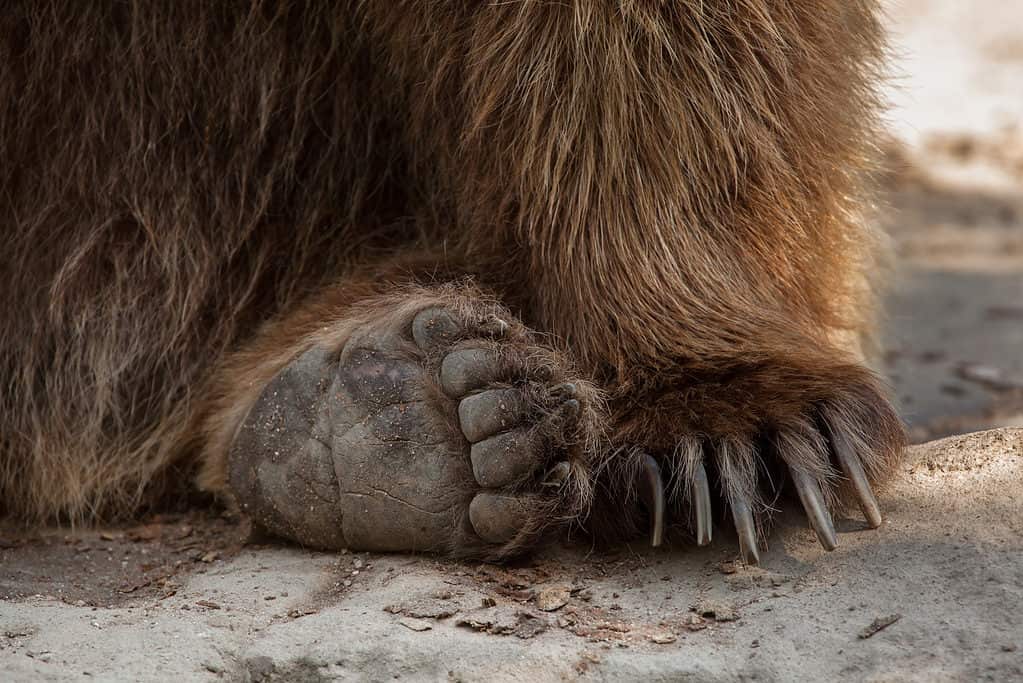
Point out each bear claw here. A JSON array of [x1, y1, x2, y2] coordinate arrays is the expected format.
[[693, 462, 713, 547], [637, 453, 666, 547], [730, 497, 760, 565]]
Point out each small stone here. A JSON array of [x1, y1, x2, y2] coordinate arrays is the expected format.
[[650, 633, 677, 644], [286, 608, 316, 619], [956, 364, 1023, 391], [682, 614, 707, 631], [481, 597, 497, 608], [693, 599, 738, 622], [399, 618, 433, 632], [858, 614, 901, 639], [245, 656, 275, 682], [537, 586, 571, 612]]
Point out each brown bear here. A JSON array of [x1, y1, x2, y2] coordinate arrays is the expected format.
[[0, 0, 903, 564]]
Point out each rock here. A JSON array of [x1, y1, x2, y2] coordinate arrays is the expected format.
[[681, 614, 707, 631], [908, 429, 1022, 473], [244, 656, 275, 682], [536, 586, 570, 612], [692, 599, 738, 622], [955, 364, 1023, 392], [858, 614, 902, 639], [457, 608, 548, 639], [384, 599, 457, 620], [399, 618, 433, 632]]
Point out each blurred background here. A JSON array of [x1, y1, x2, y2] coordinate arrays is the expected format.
[[879, 0, 1023, 442]]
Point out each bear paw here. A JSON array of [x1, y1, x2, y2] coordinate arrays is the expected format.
[[227, 297, 602, 560]]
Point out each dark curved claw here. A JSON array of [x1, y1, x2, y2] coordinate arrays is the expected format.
[[790, 468, 838, 551], [831, 431, 883, 529], [637, 453, 665, 547], [730, 497, 760, 565], [693, 462, 713, 546]]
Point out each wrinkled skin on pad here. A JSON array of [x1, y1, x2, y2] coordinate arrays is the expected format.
[[228, 304, 601, 559]]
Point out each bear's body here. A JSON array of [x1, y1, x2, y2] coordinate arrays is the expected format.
[[0, 1, 902, 560]]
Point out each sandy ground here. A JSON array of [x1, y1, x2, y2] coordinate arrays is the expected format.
[[1, 429, 1020, 682], [2, 1, 1022, 681], [879, 0, 1023, 439]]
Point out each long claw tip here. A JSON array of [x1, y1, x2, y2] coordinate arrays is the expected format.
[[743, 544, 761, 565], [694, 462, 713, 546], [731, 499, 759, 565], [791, 468, 839, 551], [866, 510, 883, 530], [637, 453, 665, 548], [830, 426, 884, 531]]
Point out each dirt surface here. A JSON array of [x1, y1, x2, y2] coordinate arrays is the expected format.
[[2, 2, 1022, 681], [879, 0, 1023, 441], [0, 512, 247, 609], [1, 429, 1020, 681]]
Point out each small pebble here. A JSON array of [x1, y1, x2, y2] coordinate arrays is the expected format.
[[399, 618, 432, 632], [537, 586, 571, 612]]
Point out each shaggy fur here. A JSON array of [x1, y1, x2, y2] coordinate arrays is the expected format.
[[0, 1, 903, 540]]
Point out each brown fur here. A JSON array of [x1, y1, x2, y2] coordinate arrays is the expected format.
[[0, 2, 902, 536]]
